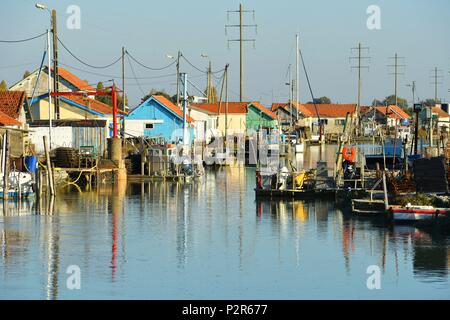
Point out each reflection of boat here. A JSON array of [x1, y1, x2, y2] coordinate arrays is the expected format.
[[390, 204, 450, 222]]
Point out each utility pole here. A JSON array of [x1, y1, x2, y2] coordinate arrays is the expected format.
[[181, 72, 188, 146], [350, 43, 370, 133], [51, 9, 60, 119], [388, 53, 405, 107], [430, 67, 443, 104], [406, 81, 416, 105], [286, 64, 293, 129], [176, 51, 181, 107], [121, 47, 126, 138], [429, 67, 443, 147], [207, 61, 213, 102], [122, 47, 126, 112], [295, 33, 300, 107], [226, 3, 257, 101], [224, 65, 229, 138], [47, 29, 53, 148]]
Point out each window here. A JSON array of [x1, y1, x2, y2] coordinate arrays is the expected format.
[[335, 119, 345, 126], [145, 123, 154, 129]]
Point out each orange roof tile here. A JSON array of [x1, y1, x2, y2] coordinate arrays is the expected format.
[[0, 91, 25, 119], [298, 104, 357, 117], [191, 102, 248, 114], [271, 103, 287, 112], [52, 67, 95, 91], [153, 95, 194, 123], [432, 106, 450, 118], [61, 94, 126, 115], [249, 102, 277, 119], [374, 105, 410, 119], [0, 110, 21, 126]]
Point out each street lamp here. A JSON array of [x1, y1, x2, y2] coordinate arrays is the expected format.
[[36, 2, 54, 147], [35, 3, 51, 14]]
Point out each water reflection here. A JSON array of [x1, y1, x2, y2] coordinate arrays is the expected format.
[[0, 147, 448, 299]]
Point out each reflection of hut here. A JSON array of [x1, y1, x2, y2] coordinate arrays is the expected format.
[[413, 244, 448, 278]]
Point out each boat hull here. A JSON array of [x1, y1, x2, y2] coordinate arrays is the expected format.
[[392, 208, 449, 221], [254, 188, 335, 200]]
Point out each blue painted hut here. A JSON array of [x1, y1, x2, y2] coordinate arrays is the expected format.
[[125, 95, 194, 143]]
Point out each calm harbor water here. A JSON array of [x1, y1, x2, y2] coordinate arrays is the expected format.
[[0, 145, 449, 299]]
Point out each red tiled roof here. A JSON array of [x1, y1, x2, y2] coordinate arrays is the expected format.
[[432, 106, 450, 118], [374, 105, 410, 119], [272, 102, 357, 118], [153, 95, 193, 123], [52, 67, 95, 91], [0, 91, 25, 120], [298, 104, 357, 117], [191, 102, 248, 114], [61, 94, 126, 115], [249, 102, 277, 119], [0, 110, 21, 126], [271, 103, 287, 112]]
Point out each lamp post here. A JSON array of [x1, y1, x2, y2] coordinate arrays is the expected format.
[[36, 3, 60, 119], [36, 4, 53, 147], [167, 52, 181, 107]]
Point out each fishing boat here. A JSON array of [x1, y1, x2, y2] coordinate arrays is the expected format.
[[254, 166, 334, 199], [389, 204, 450, 222], [351, 198, 386, 214], [0, 170, 35, 198]]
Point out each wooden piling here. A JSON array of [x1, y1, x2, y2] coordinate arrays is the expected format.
[[2, 130, 10, 200]]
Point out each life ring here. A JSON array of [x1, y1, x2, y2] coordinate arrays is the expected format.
[[342, 146, 357, 162]]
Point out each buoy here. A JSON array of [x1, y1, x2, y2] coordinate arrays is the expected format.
[[343, 146, 357, 162]]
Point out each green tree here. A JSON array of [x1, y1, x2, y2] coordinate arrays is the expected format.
[[23, 70, 31, 79], [422, 99, 439, 107], [371, 99, 384, 106], [95, 81, 128, 108], [307, 96, 332, 104], [141, 89, 173, 103], [382, 95, 408, 109], [0, 80, 7, 92]]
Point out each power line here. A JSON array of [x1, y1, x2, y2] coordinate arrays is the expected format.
[[126, 50, 176, 71], [57, 36, 122, 69], [59, 61, 176, 80], [181, 54, 225, 74], [0, 31, 47, 43], [126, 54, 147, 97]]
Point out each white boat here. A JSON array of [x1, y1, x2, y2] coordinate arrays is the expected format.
[[390, 203, 450, 222], [0, 170, 35, 198]]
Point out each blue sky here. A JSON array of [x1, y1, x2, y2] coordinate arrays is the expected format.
[[1, 0, 449, 108]]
